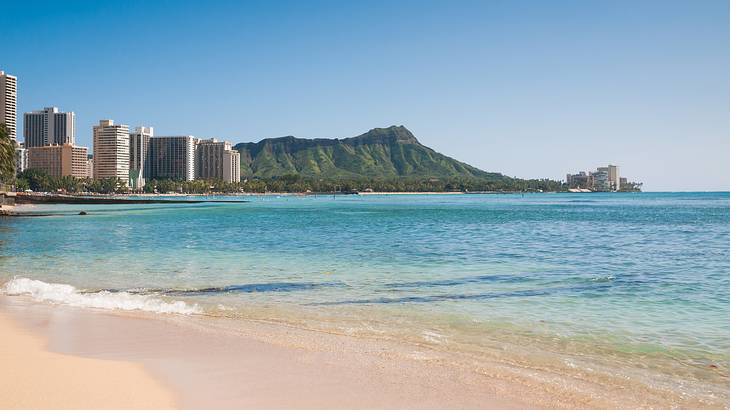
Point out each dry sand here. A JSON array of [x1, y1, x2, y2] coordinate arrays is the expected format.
[[0, 312, 176, 410]]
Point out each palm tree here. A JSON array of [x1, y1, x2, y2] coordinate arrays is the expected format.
[[0, 123, 16, 186]]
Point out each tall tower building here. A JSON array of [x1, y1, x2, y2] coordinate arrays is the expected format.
[[0, 70, 18, 140], [148, 136, 196, 181], [195, 138, 240, 183], [24, 107, 76, 147], [93, 119, 130, 184], [607, 164, 620, 191], [594, 165, 621, 191], [223, 149, 241, 183], [597, 165, 620, 191], [129, 126, 153, 189]]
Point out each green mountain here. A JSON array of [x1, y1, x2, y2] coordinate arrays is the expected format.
[[234, 126, 508, 181]]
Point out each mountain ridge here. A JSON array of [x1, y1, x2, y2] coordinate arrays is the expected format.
[[234, 126, 509, 181]]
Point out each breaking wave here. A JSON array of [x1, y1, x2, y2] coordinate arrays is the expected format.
[[2, 277, 202, 315]]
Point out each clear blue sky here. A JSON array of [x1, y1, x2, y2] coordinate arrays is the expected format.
[[2, 0, 728, 190]]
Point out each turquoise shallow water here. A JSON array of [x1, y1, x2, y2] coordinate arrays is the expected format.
[[2, 192, 730, 395]]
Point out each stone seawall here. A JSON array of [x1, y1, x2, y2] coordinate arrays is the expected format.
[[0, 191, 16, 207]]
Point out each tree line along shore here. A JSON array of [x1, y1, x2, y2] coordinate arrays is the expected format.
[[13, 168, 569, 195], [12, 168, 643, 196]]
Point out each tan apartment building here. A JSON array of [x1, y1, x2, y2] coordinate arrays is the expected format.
[[93, 119, 130, 184], [27, 144, 89, 178], [0, 70, 17, 140]]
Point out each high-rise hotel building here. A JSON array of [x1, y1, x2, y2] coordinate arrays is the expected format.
[[596, 165, 620, 191], [93, 119, 130, 184], [128, 132, 239, 187], [0, 70, 17, 140], [148, 136, 196, 181], [196, 138, 240, 183], [129, 126, 153, 189], [24, 107, 76, 147]]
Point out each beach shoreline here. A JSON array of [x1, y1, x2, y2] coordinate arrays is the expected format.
[[2, 193, 729, 409], [3, 294, 725, 409], [0, 295, 537, 410]]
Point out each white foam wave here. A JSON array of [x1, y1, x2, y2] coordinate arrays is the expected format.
[[2, 277, 202, 315]]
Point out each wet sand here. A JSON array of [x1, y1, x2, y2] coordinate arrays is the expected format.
[[1, 295, 723, 409], [0, 296, 549, 409]]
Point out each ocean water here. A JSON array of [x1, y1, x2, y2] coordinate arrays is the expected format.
[[2, 193, 729, 401]]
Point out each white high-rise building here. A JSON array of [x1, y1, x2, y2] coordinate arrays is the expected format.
[[24, 107, 76, 147], [0, 70, 17, 141], [129, 126, 153, 189], [93, 119, 130, 184]]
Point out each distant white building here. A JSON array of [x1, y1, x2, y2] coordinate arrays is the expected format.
[[597, 165, 620, 191], [567, 164, 622, 192], [608, 164, 620, 191], [592, 169, 610, 191]]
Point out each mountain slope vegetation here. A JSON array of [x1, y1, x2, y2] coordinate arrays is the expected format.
[[234, 126, 510, 183]]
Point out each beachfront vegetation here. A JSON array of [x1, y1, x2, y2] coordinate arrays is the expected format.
[[619, 181, 643, 192], [138, 174, 565, 193], [14, 169, 566, 194], [16, 169, 125, 194], [0, 123, 15, 185]]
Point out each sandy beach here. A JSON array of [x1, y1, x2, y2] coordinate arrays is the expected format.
[[1, 295, 536, 410], [3, 293, 720, 409], [0, 309, 176, 410]]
